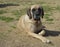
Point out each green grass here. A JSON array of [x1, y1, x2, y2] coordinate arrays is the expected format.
[[12, 8, 27, 20], [43, 5, 60, 11], [55, 6, 60, 11], [45, 13, 50, 17], [12, 8, 26, 16], [10, 25, 16, 28], [0, 32, 8, 39], [12, 10, 22, 20], [44, 13, 51, 19], [43, 5, 55, 12], [46, 18, 54, 21], [44, 13, 54, 21], [7, 30, 12, 33], [0, 16, 14, 22], [0, 10, 7, 14], [12, 10, 21, 17]]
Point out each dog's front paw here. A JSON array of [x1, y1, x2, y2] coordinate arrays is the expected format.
[[43, 39, 51, 44], [39, 35, 51, 44]]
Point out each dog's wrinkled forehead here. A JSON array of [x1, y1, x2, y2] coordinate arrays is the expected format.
[[31, 5, 41, 10]]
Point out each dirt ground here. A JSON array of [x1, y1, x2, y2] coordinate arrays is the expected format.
[[0, 0, 60, 47]]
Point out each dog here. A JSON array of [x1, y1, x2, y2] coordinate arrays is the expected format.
[[17, 5, 51, 43]]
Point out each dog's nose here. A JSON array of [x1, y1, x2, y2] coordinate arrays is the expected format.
[[35, 10, 39, 14], [34, 17, 40, 21], [36, 13, 40, 16], [35, 11, 40, 16]]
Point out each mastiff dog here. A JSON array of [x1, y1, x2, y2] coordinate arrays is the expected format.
[[17, 5, 51, 43]]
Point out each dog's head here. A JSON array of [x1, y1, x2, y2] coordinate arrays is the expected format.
[[27, 5, 44, 21]]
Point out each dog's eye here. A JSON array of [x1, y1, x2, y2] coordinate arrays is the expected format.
[[38, 8, 41, 13], [32, 9, 36, 12]]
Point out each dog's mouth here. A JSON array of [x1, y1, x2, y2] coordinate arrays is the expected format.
[[33, 18, 40, 23], [33, 13, 40, 21], [34, 18, 40, 21], [33, 16, 40, 21]]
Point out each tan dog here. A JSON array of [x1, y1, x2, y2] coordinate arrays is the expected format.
[[17, 5, 51, 43]]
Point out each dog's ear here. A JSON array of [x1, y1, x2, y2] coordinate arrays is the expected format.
[[27, 8, 32, 19], [41, 8, 44, 18]]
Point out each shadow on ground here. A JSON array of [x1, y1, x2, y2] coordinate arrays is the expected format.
[[0, 3, 19, 8], [44, 29, 60, 36]]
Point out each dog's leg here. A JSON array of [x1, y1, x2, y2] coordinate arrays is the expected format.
[[28, 32, 51, 43], [38, 30, 45, 36]]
